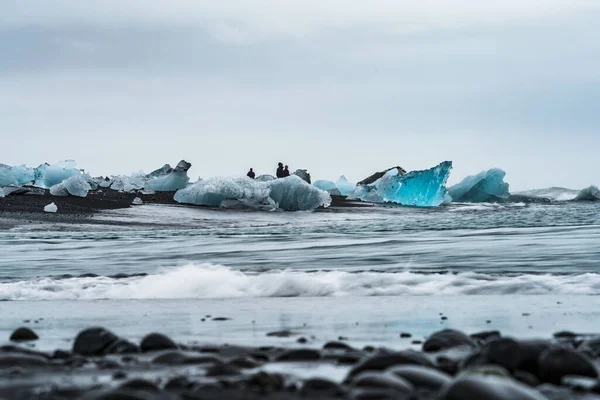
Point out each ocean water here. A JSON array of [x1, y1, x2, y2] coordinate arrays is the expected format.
[[1, 201, 600, 349]]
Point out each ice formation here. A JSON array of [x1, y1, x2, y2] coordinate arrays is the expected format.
[[0, 163, 36, 186], [174, 175, 331, 211], [256, 175, 276, 182], [145, 160, 191, 192], [350, 161, 452, 207], [293, 169, 310, 183], [448, 168, 510, 203], [132, 197, 143, 205], [313, 180, 341, 196], [49, 174, 93, 197], [109, 173, 146, 192], [335, 176, 356, 196], [515, 187, 580, 202], [0, 164, 17, 187], [575, 186, 600, 201], [44, 202, 58, 213], [36, 160, 81, 189]]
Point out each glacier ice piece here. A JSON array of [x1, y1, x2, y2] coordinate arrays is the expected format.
[[44, 202, 58, 213], [50, 174, 92, 197], [110, 173, 146, 192], [132, 197, 143, 205], [575, 186, 600, 201], [335, 176, 356, 196], [146, 168, 189, 191], [174, 175, 331, 211], [515, 187, 579, 202], [313, 180, 341, 196], [0, 164, 17, 187], [358, 166, 407, 185], [35, 160, 80, 189], [12, 165, 35, 185], [448, 168, 510, 203], [349, 161, 452, 207], [293, 169, 310, 183], [256, 174, 276, 182]]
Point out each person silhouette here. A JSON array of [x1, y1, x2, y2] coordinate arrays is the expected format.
[[276, 162, 284, 178], [283, 165, 290, 177], [247, 168, 255, 179]]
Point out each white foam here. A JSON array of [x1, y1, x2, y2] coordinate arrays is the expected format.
[[3, 264, 600, 301]]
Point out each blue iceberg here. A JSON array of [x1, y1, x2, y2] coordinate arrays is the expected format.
[[350, 161, 452, 207], [0, 164, 17, 187], [448, 168, 510, 203], [35, 161, 81, 189], [335, 176, 356, 196], [313, 180, 341, 196], [145, 160, 191, 192], [174, 175, 331, 211]]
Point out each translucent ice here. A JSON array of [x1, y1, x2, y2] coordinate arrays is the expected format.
[[132, 197, 143, 205], [110, 173, 146, 192], [44, 202, 58, 213], [293, 169, 310, 183], [350, 161, 452, 207], [575, 186, 600, 201], [35, 160, 80, 189], [12, 165, 35, 185], [335, 176, 356, 196], [146, 171, 189, 191], [448, 168, 510, 203], [256, 175, 276, 182], [174, 175, 331, 211], [313, 180, 341, 196], [50, 174, 92, 197], [0, 164, 17, 186]]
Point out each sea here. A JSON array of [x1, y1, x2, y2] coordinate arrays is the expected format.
[[2, 201, 600, 354]]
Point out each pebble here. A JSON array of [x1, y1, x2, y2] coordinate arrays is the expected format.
[[9, 327, 39, 342], [538, 346, 598, 384], [423, 329, 477, 352], [72, 327, 119, 356], [439, 375, 549, 400], [348, 350, 434, 378], [140, 332, 178, 352]]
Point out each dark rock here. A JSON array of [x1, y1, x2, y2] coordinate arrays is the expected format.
[[411, 340, 423, 345], [276, 349, 321, 362], [436, 355, 461, 376], [578, 337, 600, 357], [9, 327, 39, 342], [119, 378, 161, 392], [228, 356, 260, 369], [464, 337, 521, 372], [52, 349, 71, 359], [400, 333, 412, 338], [0, 345, 50, 359], [96, 359, 121, 369], [266, 330, 296, 337], [538, 346, 598, 384], [73, 327, 119, 356], [347, 350, 434, 379], [164, 376, 193, 391], [553, 331, 577, 339], [351, 371, 414, 394], [516, 339, 552, 376], [423, 329, 476, 352], [212, 317, 230, 321], [205, 360, 241, 377], [324, 341, 354, 351], [439, 375, 548, 400], [140, 333, 178, 352], [537, 384, 578, 400], [174, 160, 192, 172], [112, 370, 127, 380], [247, 371, 284, 391], [338, 336, 349, 341], [151, 350, 219, 365], [0, 352, 49, 367], [297, 337, 308, 344], [301, 377, 343, 396], [387, 365, 452, 390], [514, 370, 540, 387]]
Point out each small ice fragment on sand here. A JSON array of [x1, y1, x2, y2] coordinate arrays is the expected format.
[[44, 202, 58, 213], [132, 197, 143, 205]]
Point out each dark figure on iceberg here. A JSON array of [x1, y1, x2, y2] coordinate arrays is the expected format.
[[247, 168, 255, 179], [276, 163, 285, 178], [283, 165, 290, 177]]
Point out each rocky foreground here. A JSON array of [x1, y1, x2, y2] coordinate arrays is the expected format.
[[3, 326, 600, 399]]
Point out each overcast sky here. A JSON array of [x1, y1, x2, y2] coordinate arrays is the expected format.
[[1, 1, 599, 190]]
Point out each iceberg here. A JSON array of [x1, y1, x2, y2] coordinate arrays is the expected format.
[[335, 176, 356, 196], [313, 180, 341, 196], [350, 161, 452, 207], [448, 168, 510, 203], [109, 173, 146, 192], [575, 186, 600, 201], [0, 164, 17, 187], [145, 160, 191, 192], [35, 160, 80, 189], [256, 174, 276, 182], [293, 169, 310, 183], [44, 202, 58, 213], [174, 175, 331, 211], [49, 174, 92, 197]]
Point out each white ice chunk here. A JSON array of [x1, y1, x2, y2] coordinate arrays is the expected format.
[[174, 175, 331, 211], [146, 171, 189, 191], [50, 174, 92, 197], [293, 169, 310, 183], [110, 173, 146, 192], [448, 168, 509, 203], [44, 202, 58, 213], [0, 164, 17, 187], [132, 197, 143, 205], [256, 175, 276, 182], [35, 160, 80, 189]]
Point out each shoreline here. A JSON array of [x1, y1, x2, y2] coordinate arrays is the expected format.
[[1, 321, 597, 400]]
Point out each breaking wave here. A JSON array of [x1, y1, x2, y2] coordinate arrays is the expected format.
[[3, 264, 600, 301]]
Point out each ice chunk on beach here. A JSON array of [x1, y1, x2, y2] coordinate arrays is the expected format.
[[174, 175, 330, 211], [110, 173, 146, 192], [34, 160, 81, 188], [313, 180, 342, 196], [50, 174, 92, 197], [0, 164, 17, 187], [44, 202, 58, 213], [350, 161, 452, 207], [448, 168, 510, 203], [132, 197, 143, 205], [145, 161, 191, 191], [256, 174, 275, 182], [335, 176, 356, 196], [293, 169, 310, 183], [575, 186, 600, 201]]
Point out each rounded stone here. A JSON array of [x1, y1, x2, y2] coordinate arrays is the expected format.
[[276, 349, 321, 362], [0, 353, 49, 368], [302, 378, 343, 396], [538, 347, 598, 384], [423, 329, 476, 352], [352, 371, 414, 394], [347, 350, 434, 379], [140, 333, 178, 353], [387, 365, 452, 390], [73, 327, 119, 356], [9, 327, 39, 342], [439, 375, 549, 400]]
